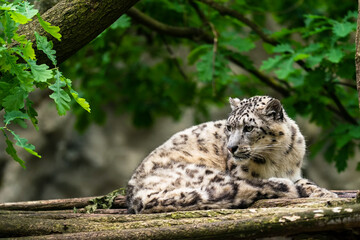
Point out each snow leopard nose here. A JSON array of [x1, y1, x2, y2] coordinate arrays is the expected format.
[[227, 145, 238, 154]]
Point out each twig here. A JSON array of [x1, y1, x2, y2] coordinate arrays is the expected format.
[[209, 22, 219, 95], [333, 81, 357, 89], [161, 36, 189, 81], [190, 1, 218, 94], [325, 88, 358, 125], [196, 0, 278, 45]]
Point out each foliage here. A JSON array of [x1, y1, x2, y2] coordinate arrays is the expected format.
[[62, 0, 359, 172], [0, 0, 89, 168]]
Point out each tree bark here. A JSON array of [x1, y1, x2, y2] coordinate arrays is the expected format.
[[0, 193, 359, 239], [19, 0, 140, 66], [356, 0, 360, 110]]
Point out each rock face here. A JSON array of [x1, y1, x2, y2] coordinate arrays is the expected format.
[[0, 100, 358, 203]]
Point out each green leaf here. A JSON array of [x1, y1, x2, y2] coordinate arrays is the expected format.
[[4, 12, 16, 43], [222, 34, 255, 52], [0, 3, 16, 11], [3, 86, 28, 111], [25, 99, 39, 130], [348, 126, 360, 138], [196, 51, 213, 82], [8, 129, 41, 158], [4, 111, 29, 125], [288, 73, 305, 87], [356, 162, 360, 171], [34, 32, 57, 65], [293, 53, 310, 61], [4, 136, 26, 169], [28, 60, 53, 82], [16, 1, 38, 19], [1, 52, 33, 90], [9, 11, 31, 24], [304, 14, 330, 27], [110, 14, 131, 29], [305, 55, 324, 68], [37, 14, 61, 41], [49, 70, 71, 115], [334, 144, 351, 172], [273, 43, 294, 53], [327, 48, 344, 63], [22, 42, 36, 60], [335, 134, 352, 149], [188, 45, 211, 65], [274, 57, 295, 79], [260, 55, 285, 71], [332, 21, 355, 38], [70, 90, 91, 113], [302, 43, 323, 53]]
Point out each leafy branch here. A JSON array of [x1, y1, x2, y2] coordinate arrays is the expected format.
[[123, 1, 359, 172], [127, 6, 357, 126], [0, 0, 90, 168]]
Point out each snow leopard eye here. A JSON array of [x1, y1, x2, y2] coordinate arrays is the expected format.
[[243, 125, 254, 133], [226, 125, 232, 132]]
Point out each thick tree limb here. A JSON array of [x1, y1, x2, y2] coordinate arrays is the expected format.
[[0, 196, 359, 239], [19, 0, 140, 66]]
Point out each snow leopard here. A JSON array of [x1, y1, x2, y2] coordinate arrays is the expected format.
[[127, 96, 337, 214]]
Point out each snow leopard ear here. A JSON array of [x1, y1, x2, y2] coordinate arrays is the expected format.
[[229, 97, 241, 111], [265, 98, 284, 121]]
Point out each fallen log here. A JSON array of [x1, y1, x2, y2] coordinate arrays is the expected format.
[[0, 190, 359, 239]]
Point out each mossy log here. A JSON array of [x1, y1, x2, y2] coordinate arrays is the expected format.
[[0, 191, 359, 239]]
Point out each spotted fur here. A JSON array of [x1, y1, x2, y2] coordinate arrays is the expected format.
[[127, 96, 337, 214]]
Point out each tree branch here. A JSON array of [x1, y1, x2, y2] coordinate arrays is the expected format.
[[127, 8, 213, 43], [128, 6, 358, 125], [196, 0, 358, 124], [161, 36, 189, 81], [127, 7, 290, 97], [18, 0, 140, 66], [228, 56, 290, 97], [196, 0, 278, 45]]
